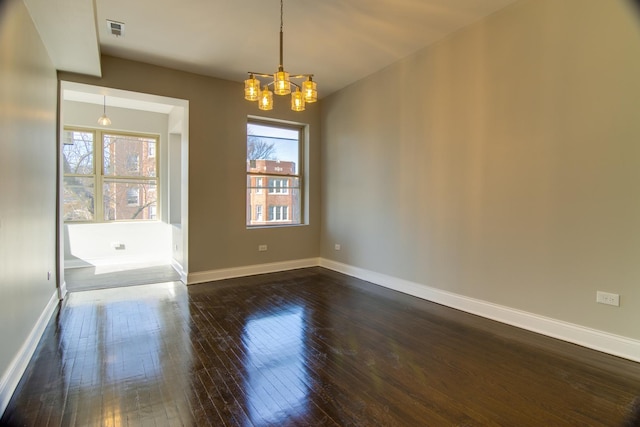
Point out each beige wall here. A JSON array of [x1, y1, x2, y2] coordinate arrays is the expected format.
[[321, 0, 640, 339], [0, 0, 58, 378], [59, 56, 322, 274]]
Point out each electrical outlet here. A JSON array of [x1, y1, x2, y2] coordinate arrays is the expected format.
[[334, 244, 341, 251], [596, 291, 620, 307], [258, 244, 268, 252]]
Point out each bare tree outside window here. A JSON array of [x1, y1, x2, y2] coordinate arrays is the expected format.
[[62, 130, 95, 221], [247, 134, 277, 161]]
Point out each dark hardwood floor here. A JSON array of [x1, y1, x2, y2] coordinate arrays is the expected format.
[[2, 267, 640, 426]]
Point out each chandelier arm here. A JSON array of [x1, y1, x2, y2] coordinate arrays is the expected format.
[[251, 72, 312, 80], [260, 80, 298, 90]]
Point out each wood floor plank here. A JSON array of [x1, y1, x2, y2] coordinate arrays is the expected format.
[[2, 267, 640, 426]]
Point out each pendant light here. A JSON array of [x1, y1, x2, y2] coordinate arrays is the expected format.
[[244, 0, 318, 111], [97, 96, 111, 126]]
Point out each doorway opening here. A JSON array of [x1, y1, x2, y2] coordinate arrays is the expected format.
[[58, 82, 189, 294]]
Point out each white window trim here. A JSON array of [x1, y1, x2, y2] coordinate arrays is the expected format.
[[246, 119, 304, 228]]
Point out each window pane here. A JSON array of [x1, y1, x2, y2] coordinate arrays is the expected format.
[[246, 177, 300, 226], [103, 180, 157, 221], [247, 124, 299, 175], [63, 177, 94, 221], [62, 130, 94, 175], [103, 134, 157, 177]]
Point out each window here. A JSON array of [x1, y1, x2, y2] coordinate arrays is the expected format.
[[148, 142, 156, 158], [62, 128, 159, 222], [126, 188, 140, 206], [268, 178, 289, 194], [246, 121, 303, 227], [268, 206, 288, 222], [126, 154, 140, 173]]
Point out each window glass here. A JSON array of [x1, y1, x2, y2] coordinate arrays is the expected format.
[[104, 180, 157, 221], [246, 122, 303, 227], [63, 131, 94, 175], [103, 134, 156, 177], [62, 128, 159, 222], [63, 177, 95, 221]]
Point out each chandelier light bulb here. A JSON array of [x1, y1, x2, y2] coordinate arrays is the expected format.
[[244, 74, 260, 101], [259, 86, 273, 111], [302, 77, 317, 103], [291, 87, 305, 111]]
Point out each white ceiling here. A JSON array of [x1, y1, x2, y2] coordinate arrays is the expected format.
[[26, 0, 522, 99]]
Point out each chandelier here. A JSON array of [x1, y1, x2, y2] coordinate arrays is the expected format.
[[244, 0, 317, 112]]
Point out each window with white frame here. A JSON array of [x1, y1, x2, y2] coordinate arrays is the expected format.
[[268, 205, 288, 222], [126, 188, 140, 206], [268, 178, 289, 194], [246, 121, 303, 227], [62, 128, 159, 222]]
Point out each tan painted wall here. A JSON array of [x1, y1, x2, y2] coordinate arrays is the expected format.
[[320, 0, 640, 339], [59, 56, 322, 274], [0, 0, 58, 377]]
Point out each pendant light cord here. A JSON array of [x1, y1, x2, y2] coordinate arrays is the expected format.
[[279, 0, 284, 69]]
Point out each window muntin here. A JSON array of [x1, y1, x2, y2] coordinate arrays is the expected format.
[[62, 128, 159, 222], [246, 121, 303, 227]]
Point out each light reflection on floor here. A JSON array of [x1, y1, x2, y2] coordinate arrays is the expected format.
[[58, 282, 192, 426], [242, 306, 309, 426]]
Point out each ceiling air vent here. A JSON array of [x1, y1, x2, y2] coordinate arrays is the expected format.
[[106, 20, 125, 37]]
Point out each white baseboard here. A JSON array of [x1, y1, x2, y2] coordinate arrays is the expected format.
[[57, 280, 67, 301], [319, 258, 640, 363], [187, 257, 321, 285], [0, 292, 58, 417], [171, 259, 187, 284], [159, 256, 640, 362]]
